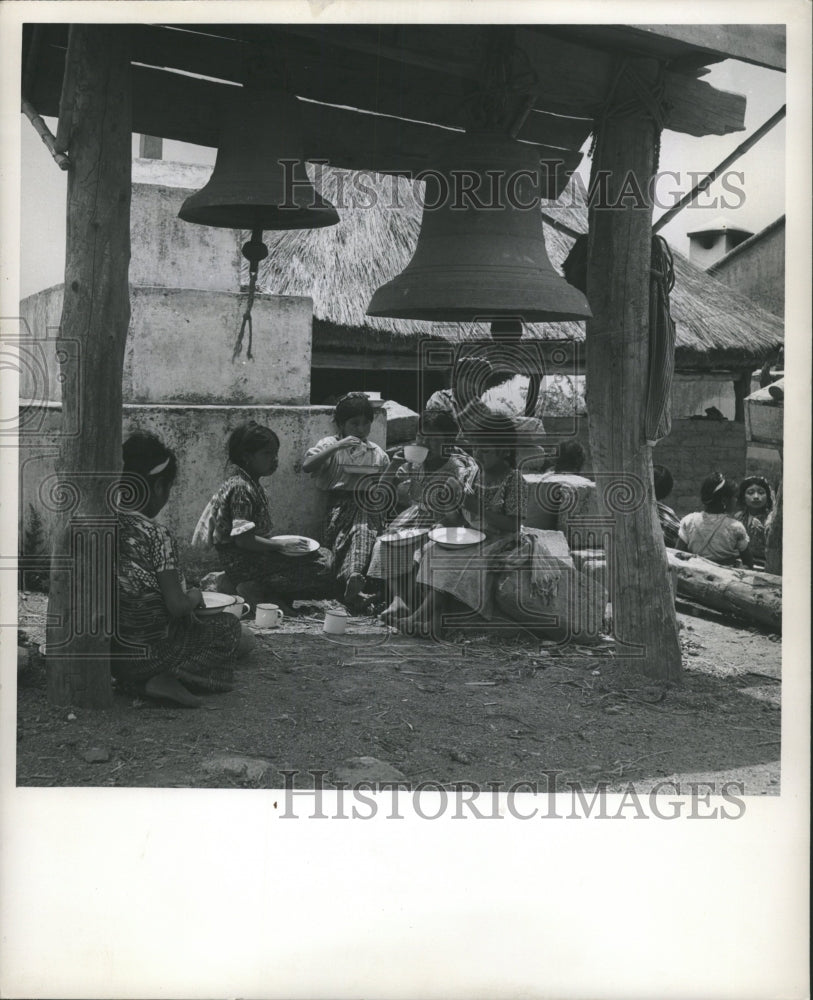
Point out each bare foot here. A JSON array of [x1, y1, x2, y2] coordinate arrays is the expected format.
[[400, 613, 432, 638], [144, 672, 202, 708], [380, 596, 410, 625]]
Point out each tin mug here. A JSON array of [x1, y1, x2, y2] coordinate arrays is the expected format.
[[323, 609, 349, 635], [256, 603, 284, 628]]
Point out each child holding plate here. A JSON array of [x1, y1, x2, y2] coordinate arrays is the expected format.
[[193, 421, 334, 614], [114, 431, 249, 707]]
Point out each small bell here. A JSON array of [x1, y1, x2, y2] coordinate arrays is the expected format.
[[179, 88, 338, 231]]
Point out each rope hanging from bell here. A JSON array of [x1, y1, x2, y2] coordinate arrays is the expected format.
[[233, 230, 268, 361]]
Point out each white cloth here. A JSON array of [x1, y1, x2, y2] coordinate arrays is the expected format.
[[678, 512, 749, 564]]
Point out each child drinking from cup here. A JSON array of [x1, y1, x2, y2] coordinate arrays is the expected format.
[[302, 393, 389, 611], [676, 472, 754, 567], [193, 421, 334, 614], [114, 431, 250, 708]]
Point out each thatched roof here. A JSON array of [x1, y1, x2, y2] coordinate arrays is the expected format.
[[254, 168, 784, 364]]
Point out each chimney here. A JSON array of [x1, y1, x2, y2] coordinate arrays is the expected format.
[[687, 217, 753, 269]]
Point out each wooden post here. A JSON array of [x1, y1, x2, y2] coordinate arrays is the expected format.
[[46, 27, 132, 708], [733, 368, 752, 422], [585, 60, 683, 682]]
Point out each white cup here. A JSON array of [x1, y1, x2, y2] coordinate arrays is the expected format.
[[223, 597, 250, 619], [403, 444, 429, 464], [323, 609, 349, 635], [256, 603, 284, 628]]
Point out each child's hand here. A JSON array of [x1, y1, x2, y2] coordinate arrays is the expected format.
[[186, 587, 204, 610], [338, 436, 362, 449], [282, 538, 311, 555], [462, 487, 479, 513]]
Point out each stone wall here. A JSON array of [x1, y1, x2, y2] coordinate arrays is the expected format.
[[19, 284, 314, 407], [18, 403, 387, 560]]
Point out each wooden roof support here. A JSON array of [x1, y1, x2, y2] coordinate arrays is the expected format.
[[29, 24, 749, 141], [27, 51, 580, 196], [46, 25, 132, 708], [627, 24, 786, 71], [584, 59, 683, 683]]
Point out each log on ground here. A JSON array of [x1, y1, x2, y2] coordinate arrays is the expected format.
[[666, 549, 781, 632]]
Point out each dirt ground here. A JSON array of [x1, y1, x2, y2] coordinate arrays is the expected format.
[[15, 591, 781, 793]]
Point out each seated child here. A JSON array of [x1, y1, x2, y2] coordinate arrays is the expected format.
[[193, 421, 333, 614], [676, 472, 754, 568], [401, 414, 529, 636], [653, 463, 680, 548], [302, 393, 389, 611], [367, 410, 477, 622], [401, 414, 595, 641], [114, 431, 251, 708], [733, 476, 774, 566]]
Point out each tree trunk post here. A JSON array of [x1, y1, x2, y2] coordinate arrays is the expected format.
[[733, 368, 752, 422], [46, 26, 132, 708], [585, 59, 683, 682]]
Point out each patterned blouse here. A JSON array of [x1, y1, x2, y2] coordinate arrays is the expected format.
[[117, 511, 184, 642], [734, 510, 768, 562], [192, 466, 272, 550], [396, 451, 478, 510], [118, 511, 184, 595], [464, 467, 527, 534]]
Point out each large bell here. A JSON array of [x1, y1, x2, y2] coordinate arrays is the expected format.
[[179, 89, 339, 231], [366, 132, 591, 322]]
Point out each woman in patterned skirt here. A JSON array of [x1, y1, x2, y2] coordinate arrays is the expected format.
[[114, 431, 250, 708]]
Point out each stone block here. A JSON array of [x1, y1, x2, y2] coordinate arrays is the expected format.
[[382, 399, 419, 444]]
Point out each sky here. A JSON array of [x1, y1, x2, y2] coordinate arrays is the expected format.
[[19, 50, 785, 299]]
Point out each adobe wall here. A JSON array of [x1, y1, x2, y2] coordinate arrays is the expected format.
[[538, 416, 747, 517], [18, 403, 387, 559]]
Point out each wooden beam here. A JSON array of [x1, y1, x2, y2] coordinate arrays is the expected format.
[[585, 58, 683, 683], [628, 25, 786, 72], [151, 24, 591, 151], [513, 27, 747, 137], [30, 24, 746, 145], [29, 51, 579, 197], [47, 26, 132, 708]]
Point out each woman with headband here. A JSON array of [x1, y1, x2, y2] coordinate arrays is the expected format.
[[113, 430, 252, 707]]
